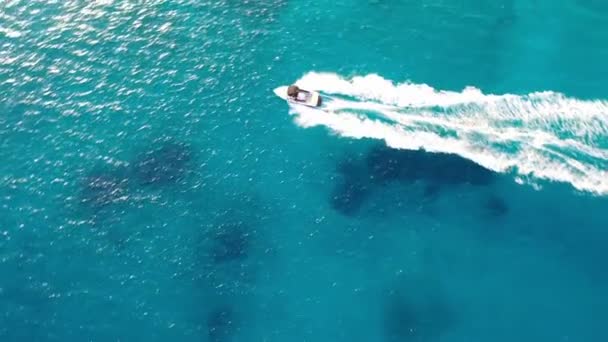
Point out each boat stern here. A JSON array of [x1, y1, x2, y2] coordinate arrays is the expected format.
[[309, 91, 321, 107]]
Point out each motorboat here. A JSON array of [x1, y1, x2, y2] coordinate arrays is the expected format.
[[284, 85, 322, 107]]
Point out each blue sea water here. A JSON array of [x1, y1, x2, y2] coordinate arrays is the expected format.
[[2, 0, 608, 341]]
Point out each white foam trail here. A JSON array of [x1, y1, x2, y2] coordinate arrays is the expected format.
[[277, 72, 608, 195], [296, 73, 608, 137]]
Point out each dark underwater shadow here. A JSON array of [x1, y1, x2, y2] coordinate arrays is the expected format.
[[72, 162, 143, 247], [78, 166, 131, 210], [71, 137, 197, 251], [131, 139, 193, 187], [76, 138, 196, 211], [194, 215, 258, 292], [330, 144, 497, 216], [383, 275, 455, 342], [207, 305, 238, 342], [69, 165, 134, 244], [209, 221, 251, 265], [365, 145, 495, 187], [482, 193, 509, 219], [330, 157, 374, 216], [188, 191, 272, 301], [183, 192, 274, 340]]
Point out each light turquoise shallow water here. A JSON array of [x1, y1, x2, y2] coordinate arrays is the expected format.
[[1, 1, 608, 341]]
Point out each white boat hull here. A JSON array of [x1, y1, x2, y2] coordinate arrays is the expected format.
[[274, 86, 322, 107]]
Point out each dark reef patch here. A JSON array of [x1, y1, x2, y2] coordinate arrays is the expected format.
[[210, 222, 251, 264], [366, 145, 495, 186], [423, 183, 442, 200], [190, 196, 267, 300], [331, 158, 372, 216], [330, 179, 371, 216], [383, 282, 454, 342], [77, 138, 194, 214], [483, 194, 509, 218], [132, 140, 192, 186], [207, 305, 236, 342], [329, 144, 496, 216], [74, 138, 196, 237], [78, 167, 130, 209]]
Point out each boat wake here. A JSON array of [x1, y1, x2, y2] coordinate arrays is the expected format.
[[275, 72, 608, 195]]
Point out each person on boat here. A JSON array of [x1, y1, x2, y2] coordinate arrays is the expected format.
[[287, 85, 299, 98], [287, 85, 310, 102]]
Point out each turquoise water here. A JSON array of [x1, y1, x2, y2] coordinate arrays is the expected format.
[[2, 0, 608, 341]]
